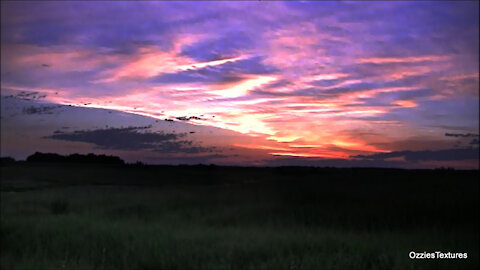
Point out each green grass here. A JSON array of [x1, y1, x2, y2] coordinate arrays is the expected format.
[[1, 164, 478, 269]]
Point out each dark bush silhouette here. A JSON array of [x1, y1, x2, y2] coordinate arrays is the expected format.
[[26, 152, 124, 165], [133, 161, 145, 166], [0, 157, 16, 165], [49, 198, 69, 215], [26, 152, 65, 163]]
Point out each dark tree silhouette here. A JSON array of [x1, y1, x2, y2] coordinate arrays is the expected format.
[[0, 157, 16, 165], [26, 152, 124, 165]]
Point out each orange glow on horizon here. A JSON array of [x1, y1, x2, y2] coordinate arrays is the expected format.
[[270, 152, 346, 159]]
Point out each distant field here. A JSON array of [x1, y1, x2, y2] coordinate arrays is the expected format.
[[1, 163, 478, 270]]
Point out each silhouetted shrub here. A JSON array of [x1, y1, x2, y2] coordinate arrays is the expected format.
[[27, 152, 64, 163], [50, 199, 69, 215], [0, 157, 16, 165]]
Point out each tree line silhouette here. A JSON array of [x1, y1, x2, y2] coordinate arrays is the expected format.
[[22, 152, 125, 165]]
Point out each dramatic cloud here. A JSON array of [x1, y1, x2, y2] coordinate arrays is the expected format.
[[1, 1, 478, 168]]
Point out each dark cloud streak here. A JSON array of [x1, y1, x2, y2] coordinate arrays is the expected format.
[[352, 148, 479, 162], [45, 126, 217, 154], [445, 133, 479, 138]]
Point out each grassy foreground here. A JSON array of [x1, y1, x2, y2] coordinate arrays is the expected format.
[[1, 163, 478, 270]]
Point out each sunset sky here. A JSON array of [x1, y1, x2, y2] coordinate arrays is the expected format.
[[1, 1, 479, 168]]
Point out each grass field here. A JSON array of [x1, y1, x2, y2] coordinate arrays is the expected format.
[[1, 163, 478, 270]]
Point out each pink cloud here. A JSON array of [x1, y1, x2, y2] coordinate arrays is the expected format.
[[358, 55, 450, 64]]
